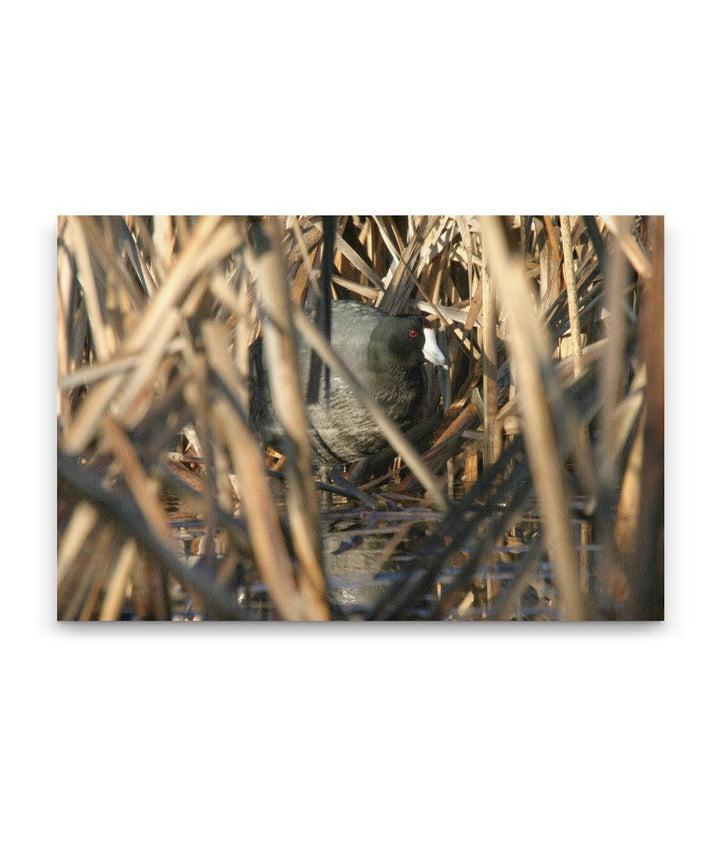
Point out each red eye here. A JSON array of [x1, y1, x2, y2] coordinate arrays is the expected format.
[[409, 328, 420, 338]]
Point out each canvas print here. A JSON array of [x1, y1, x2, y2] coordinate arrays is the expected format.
[[57, 216, 663, 621]]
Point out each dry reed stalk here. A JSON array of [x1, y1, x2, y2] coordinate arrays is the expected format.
[[330, 276, 379, 300], [435, 315, 483, 362], [102, 416, 173, 545], [68, 298, 89, 371], [482, 254, 502, 608], [57, 248, 73, 426], [186, 355, 219, 571], [135, 241, 159, 296], [132, 555, 169, 621], [540, 216, 561, 313], [479, 245, 505, 593], [152, 215, 175, 281], [237, 284, 253, 406], [495, 338, 609, 427], [62, 216, 241, 454], [68, 217, 112, 363], [291, 306, 448, 511], [244, 217, 329, 621], [560, 216, 585, 377], [58, 338, 185, 391], [372, 215, 402, 268], [412, 300, 482, 329], [99, 538, 138, 620], [596, 217, 632, 610], [90, 230, 117, 355], [334, 231, 386, 292], [560, 217, 598, 515], [56, 246, 72, 378], [79, 217, 147, 308], [615, 409, 645, 559], [463, 441, 478, 490], [287, 215, 322, 268], [456, 225, 481, 489], [396, 401, 479, 494], [114, 308, 181, 419], [600, 216, 652, 279], [211, 398, 307, 621], [378, 217, 439, 314], [625, 215, 664, 619], [79, 539, 118, 621], [58, 452, 243, 618], [288, 216, 321, 296], [60, 524, 115, 620], [543, 216, 562, 265], [57, 502, 99, 586], [481, 245, 500, 467], [201, 321, 310, 620], [482, 216, 587, 620], [101, 416, 173, 618], [328, 471, 379, 509], [127, 558, 153, 619], [577, 519, 591, 595], [129, 218, 232, 342], [457, 218, 477, 325]]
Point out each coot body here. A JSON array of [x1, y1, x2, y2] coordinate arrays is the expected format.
[[250, 300, 447, 464]]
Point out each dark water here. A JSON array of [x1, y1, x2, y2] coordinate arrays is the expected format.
[[167, 507, 594, 620], [323, 530, 397, 614], [168, 517, 400, 618]]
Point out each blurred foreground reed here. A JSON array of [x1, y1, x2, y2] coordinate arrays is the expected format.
[[57, 215, 663, 620]]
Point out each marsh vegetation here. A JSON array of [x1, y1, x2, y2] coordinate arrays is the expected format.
[[57, 215, 663, 620]]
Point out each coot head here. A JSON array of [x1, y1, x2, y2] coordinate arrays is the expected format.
[[369, 314, 449, 371]]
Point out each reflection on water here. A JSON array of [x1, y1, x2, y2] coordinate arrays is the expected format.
[[167, 518, 405, 619], [323, 531, 397, 616], [166, 503, 589, 620]]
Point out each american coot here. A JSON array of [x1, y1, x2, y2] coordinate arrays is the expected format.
[[250, 300, 448, 464]]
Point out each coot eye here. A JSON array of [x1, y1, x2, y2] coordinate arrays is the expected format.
[[409, 328, 419, 338]]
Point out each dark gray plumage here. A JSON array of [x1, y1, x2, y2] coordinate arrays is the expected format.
[[250, 300, 447, 465]]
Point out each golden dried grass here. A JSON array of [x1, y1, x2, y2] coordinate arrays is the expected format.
[[57, 214, 663, 621]]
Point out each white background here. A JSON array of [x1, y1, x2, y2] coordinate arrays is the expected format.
[[2, 2, 716, 854]]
